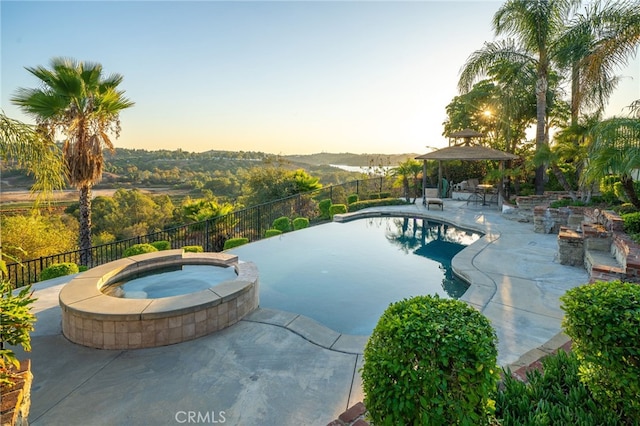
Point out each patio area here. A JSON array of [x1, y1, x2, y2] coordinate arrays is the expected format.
[[12, 199, 590, 425]]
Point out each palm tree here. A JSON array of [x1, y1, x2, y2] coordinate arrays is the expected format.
[[393, 158, 422, 203], [583, 117, 640, 208], [556, 0, 640, 126], [459, 0, 581, 195], [0, 111, 64, 200], [11, 58, 134, 265]]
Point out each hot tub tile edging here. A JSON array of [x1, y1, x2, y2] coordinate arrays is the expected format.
[[59, 251, 259, 349]]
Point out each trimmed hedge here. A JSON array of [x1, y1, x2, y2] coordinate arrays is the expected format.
[[223, 237, 249, 250], [328, 204, 347, 218], [318, 199, 332, 219], [272, 216, 292, 233], [292, 217, 309, 230], [347, 194, 359, 204], [362, 295, 499, 425], [150, 240, 171, 251], [622, 211, 640, 234], [264, 229, 283, 238], [40, 262, 79, 281], [182, 245, 203, 253], [123, 243, 158, 257], [561, 280, 640, 421]]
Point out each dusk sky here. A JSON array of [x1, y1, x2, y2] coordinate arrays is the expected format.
[[2, 1, 638, 155]]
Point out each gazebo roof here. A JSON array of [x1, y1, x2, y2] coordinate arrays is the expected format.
[[415, 145, 518, 161]]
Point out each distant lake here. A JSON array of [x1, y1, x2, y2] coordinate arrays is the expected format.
[[330, 164, 396, 174]]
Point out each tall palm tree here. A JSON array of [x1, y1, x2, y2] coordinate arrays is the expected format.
[[11, 58, 134, 265], [459, 0, 581, 195]]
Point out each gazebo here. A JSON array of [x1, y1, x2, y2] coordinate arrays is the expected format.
[[415, 141, 519, 204]]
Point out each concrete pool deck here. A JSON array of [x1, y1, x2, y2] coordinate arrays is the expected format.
[[11, 199, 590, 425]]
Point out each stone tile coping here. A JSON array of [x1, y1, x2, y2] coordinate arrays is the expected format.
[[59, 250, 257, 321], [244, 308, 369, 354]]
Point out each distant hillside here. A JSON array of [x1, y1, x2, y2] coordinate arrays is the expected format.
[[284, 152, 420, 167], [1, 148, 420, 193]]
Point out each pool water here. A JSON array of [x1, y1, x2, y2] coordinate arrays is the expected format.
[[229, 216, 480, 335], [112, 264, 237, 299]]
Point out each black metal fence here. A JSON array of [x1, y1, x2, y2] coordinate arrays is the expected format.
[[6, 177, 398, 288]]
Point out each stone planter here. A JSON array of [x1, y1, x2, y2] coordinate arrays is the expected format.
[[0, 359, 32, 426]]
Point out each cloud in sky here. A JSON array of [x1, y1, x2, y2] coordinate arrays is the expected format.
[[2, 1, 638, 155]]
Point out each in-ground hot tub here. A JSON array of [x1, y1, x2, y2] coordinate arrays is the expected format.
[[59, 250, 259, 349]]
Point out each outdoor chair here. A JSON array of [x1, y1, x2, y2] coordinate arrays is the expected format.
[[423, 188, 444, 210]]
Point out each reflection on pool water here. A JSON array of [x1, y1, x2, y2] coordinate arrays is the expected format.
[[229, 216, 481, 335], [111, 264, 237, 299]]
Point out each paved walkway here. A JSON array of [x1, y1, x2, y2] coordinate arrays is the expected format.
[[12, 200, 589, 425]]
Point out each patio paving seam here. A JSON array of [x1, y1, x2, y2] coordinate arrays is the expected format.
[[30, 349, 126, 424], [240, 317, 362, 355]]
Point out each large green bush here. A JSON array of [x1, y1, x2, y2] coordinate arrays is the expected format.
[[123, 243, 158, 257], [150, 240, 171, 251], [622, 211, 640, 234], [40, 262, 79, 281], [362, 295, 499, 425], [272, 216, 292, 233], [561, 280, 640, 421], [292, 217, 309, 230], [328, 204, 347, 218], [497, 350, 621, 425], [223, 237, 249, 250], [318, 199, 332, 219], [347, 194, 359, 204]]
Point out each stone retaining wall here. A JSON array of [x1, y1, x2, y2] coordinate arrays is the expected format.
[[0, 359, 32, 426]]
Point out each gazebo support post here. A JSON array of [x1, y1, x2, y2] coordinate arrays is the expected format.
[[422, 160, 427, 205], [438, 161, 443, 198]]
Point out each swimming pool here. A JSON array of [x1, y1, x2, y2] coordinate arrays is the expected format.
[[229, 216, 481, 335]]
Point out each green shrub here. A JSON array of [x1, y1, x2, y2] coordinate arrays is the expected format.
[[318, 199, 332, 219], [347, 194, 359, 204], [182, 245, 203, 253], [0, 278, 36, 387], [272, 216, 292, 233], [497, 350, 621, 425], [150, 240, 171, 251], [599, 175, 620, 203], [622, 211, 640, 234], [379, 191, 391, 198], [367, 193, 380, 200], [362, 295, 499, 425], [78, 265, 88, 272], [264, 229, 282, 238], [328, 204, 347, 218], [292, 217, 309, 230], [40, 262, 79, 281], [348, 198, 410, 212], [123, 243, 158, 257], [614, 203, 638, 215], [561, 280, 640, 421], [223, 237, 249, 250]]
